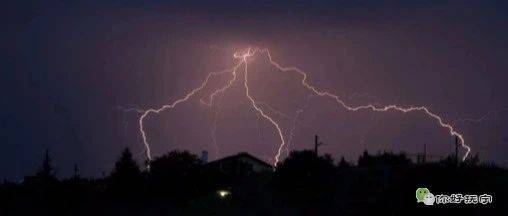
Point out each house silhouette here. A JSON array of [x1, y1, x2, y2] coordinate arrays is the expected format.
[[202, 152, 273, 175]]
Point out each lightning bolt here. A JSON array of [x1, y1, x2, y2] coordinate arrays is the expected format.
[[258, 48, 471, 162], [209, 94, 223, 159], [240, 48, 287, 166], [138, 65, 241, 162], [283, 93, 370, 157], [129, 46, 472, 168], [256, 100, 308, 158], [285, 95, 314, 157], [454, 108, 508, 124], [117, 106, 149, 159], [256, 101, 300, 121]]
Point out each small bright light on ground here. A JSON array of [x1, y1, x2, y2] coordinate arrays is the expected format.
[[217, 189, 231, 198]]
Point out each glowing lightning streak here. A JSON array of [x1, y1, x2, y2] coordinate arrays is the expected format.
[[240, 49, 287, 166], [280, 93, 368, 157], [210, 95, 223, 158], [257, 49, 471, 163], [199, 62, 243, 160], [133, 46, 473, 168], [256, 101, 309, 157], [285, 95, 314, 157], [454, 108, 508, 124], [138, 65, 241, 162], [117, 106, 150, 159], [118, 106, 145, 114], [257, 101, 298, 121]]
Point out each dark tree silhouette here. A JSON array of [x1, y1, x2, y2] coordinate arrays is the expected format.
[[147, 150, 201, 200], [36, 149, 57, 180], [461, 153, 480, 167], [1, 146, 507, 215], [357, 150, 372, 166], [438, 155, 457, 167], [23, 149, 58, 185], [111, 148, 141, 177], [149, 150, 201, 178], [273, 150, 337, 208], [338, 156, 352, 168], [358, 151, 411, 167], [109, 148, 143, 194]]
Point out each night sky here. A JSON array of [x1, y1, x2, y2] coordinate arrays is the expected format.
[[2, 0, 508, 180]]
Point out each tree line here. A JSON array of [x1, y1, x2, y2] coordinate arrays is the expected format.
[[0, 148, 506, 215]]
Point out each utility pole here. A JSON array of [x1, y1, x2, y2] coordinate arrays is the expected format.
[[424, 142, 427, 163], [454, 135, 459, 166], [73, 163, 79, 179], [417, 143, 427, 164], [314, 134, 323, 156]]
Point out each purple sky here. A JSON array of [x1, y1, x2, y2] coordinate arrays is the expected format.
[[2, 0, 508, 180]]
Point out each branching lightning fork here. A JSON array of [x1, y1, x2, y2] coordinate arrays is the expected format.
[[258, 48, 471, 163], [126, 47, 472, 167], [454, 108, 508, 124]]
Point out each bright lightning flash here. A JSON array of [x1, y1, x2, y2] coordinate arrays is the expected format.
[[130, 47, 472, 167]]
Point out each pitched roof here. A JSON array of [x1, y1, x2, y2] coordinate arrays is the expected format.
[[205, 152, 273, 168]]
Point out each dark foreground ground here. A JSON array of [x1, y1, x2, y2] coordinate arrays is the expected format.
[[1, 149, 506, 215]]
